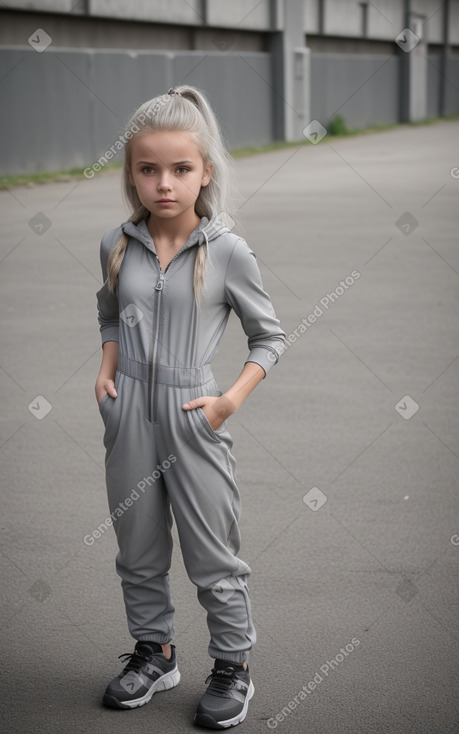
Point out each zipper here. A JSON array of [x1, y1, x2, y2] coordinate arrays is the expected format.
[[148, 234, 201, 423], [150, 269, 164, 423]]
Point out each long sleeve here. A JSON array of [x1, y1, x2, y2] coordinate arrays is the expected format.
[[96, 227, 121, 344], [224, 237, 285, 376]]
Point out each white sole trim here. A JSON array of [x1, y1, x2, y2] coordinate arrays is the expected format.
[[122, 666, 180, 709], [216, 680, 255, 728]]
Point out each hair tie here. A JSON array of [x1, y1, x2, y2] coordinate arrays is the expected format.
[[168, 87, 182, 96]]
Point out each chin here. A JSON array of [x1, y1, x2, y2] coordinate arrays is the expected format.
[[155, 210, 180, 217]]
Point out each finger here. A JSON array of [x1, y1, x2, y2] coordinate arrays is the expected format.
[[182, 400, 196, 410], [182, 397, 207, 410]]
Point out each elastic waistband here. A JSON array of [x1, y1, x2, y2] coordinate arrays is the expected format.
[[117, 354, 213, 387]]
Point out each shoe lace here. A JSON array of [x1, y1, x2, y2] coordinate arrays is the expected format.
[[205, 666, 238, 693], [118, 647, 154, 675]]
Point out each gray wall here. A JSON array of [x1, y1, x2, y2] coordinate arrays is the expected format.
[[2, 0, 459, 175], [0, 9, 267, 51], [4, 0, 459, 45], [310, 53, 400, 129], [444, 57, 459, 116], [0, 47, 272, 175], [427, 54, 441, 119], [1, 44, 456, 175], [427, 53, 459, 118]]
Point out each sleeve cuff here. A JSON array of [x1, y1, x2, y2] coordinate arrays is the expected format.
[[245, 347, 280, 377], [101, 326, 119, 344]]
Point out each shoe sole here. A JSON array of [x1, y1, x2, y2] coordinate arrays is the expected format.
[[193, 680, 254, 729], [103, 666, 180, 709]]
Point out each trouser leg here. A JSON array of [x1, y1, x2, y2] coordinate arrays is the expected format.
[[101, 372, 175, 644], [155, 378, 256, 664]]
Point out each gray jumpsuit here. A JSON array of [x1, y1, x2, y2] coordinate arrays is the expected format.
[[96, 216, 285, 664]]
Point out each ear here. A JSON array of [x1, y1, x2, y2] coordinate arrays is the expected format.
[[201, 161, 213, 188]]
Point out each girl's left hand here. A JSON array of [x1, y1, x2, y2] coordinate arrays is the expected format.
[[182, 395, 235, 431]]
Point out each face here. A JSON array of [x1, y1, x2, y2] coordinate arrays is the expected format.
[[128, 130, 213, 220]]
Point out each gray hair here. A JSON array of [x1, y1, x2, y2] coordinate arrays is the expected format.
[[107, 86, 238, 304]]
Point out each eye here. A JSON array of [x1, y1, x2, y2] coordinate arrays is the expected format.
[[176, 166, 190, 174], [141, 166, 154, 174]]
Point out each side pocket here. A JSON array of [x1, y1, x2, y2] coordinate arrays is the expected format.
[[196, 407, 226, 443], [98, 392, 114, 426], [98, 371, 121, 426]]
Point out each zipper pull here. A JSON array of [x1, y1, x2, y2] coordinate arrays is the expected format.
[[155, 273, 164, 291]]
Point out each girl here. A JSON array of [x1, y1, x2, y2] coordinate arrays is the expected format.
[[95, 85, 285, 729]]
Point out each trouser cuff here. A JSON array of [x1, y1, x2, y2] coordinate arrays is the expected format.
[[209, 647, 250, 665], [137, 635, 172, 645]]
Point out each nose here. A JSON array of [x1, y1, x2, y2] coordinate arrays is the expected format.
[[158, 172, 172, 192]]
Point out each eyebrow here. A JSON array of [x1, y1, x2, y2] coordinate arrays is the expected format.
[[136, 160, 194, 166]]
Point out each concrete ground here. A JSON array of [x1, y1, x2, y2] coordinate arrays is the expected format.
[[1, 120, 458, 734]]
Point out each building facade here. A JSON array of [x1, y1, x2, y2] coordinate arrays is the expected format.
[[1, 0, 457, 174]]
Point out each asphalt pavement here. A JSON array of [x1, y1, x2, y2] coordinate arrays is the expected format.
[[1, 120, 458, 734]]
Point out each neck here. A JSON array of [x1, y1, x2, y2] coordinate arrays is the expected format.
[[147, 208, 202, 244]]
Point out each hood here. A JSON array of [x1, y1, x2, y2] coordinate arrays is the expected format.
[[121, 215, 231, 254]]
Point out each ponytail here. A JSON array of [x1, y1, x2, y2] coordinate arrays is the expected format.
[[107, 85, 238, 304]]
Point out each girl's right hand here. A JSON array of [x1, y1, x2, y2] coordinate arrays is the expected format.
[[95, 378, 118, 406]]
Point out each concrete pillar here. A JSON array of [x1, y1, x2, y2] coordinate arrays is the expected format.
[[408, 13, 427, 121], [270, 0, 311, 142], [439, 0, 450, 117], [398, 2, 428, 122]]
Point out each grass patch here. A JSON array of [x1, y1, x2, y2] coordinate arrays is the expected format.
[[1, 115, 458, 190], [0, 162, 123, 190]]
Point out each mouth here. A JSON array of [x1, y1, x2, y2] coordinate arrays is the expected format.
[[156, 199, 176, 203]]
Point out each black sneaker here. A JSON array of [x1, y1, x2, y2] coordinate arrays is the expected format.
[[194, 659, 254, 729], [103, 641, 180, 709]]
